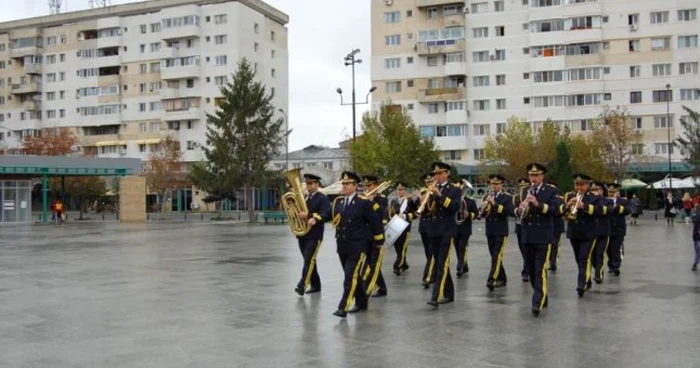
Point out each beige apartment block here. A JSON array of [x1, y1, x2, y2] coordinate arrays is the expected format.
[[372, 0, 700, 166], [0, 0, 289, 164]]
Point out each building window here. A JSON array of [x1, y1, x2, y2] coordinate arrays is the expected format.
[[472, 27, 488, 38], [496, 123, 507, 134], [652, 63, 671, 76], [650, 11, 669, 24], [630, 91, 642, 104], [473, 100, 490, 111], [254, 23, 259, 33], [151, 23, 161, 32], [650, 37, 670, 51], [385, 58, 401, 69], [407, 10, 413, 17], [428, 103, 440, 114], [271, 31, 276, 41], [446, 101, 465, 111], [139, 122, 147, 133], [407, 57, 414, 64], [214, 76, 227, 86], [445, 52, 464, 63], [150, 42, 161, 52], [632, 117, 642, 130], [680, 89, 700, 101], [474, 124, 490, 136], [254, 42, 259, 52], [407, 80, 414, 87], [680, 62, 699, 75], [628, 39, 640, 52], [139, 103, 146, 112], [140, 24, 147, 34], [473, 149, 486, 160], [495, 26, 505, 37], [473, 76, 489, 87], [427, 56, 439, 67], [655, 143, 672, 155], [214, 35, 227, 45], [444, 150, 462, 160], [494, 49, 506, 60], [271, 50, 275, 58], [427, 7, 438, 18], [652, 90, 672, 103], [494, 0, 505, 11], [140, 64, 147, 74], [215, 55, 227, 65], [386, 81, 401, 93], [678, 35, 698, 49], [214, 14, 227, 24], [271, 69, 276, 78], [496, 74, 506, 85], [384, 11, 401, 23], [385, 35, 401, 46], [471, 2, 488, 13], [473, 51, 489, 62], [678, 9, 697, 22], [496, 99, 506, 110], [630, 65, 641, 78]]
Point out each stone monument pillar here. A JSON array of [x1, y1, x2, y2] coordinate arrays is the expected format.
[[119, 176, 146, 223]]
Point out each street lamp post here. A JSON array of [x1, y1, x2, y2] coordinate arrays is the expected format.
[[336, 48, 377, 143], [278, 109, 290, 170], [666, 83, 672, 192]]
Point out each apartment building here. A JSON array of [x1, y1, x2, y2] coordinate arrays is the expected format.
[[0, 0, 288, 165], [371, 0, 699, 166]]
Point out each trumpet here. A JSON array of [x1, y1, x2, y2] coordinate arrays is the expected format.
[[514, 184, 536, 225], [365, 180, 393, 198], [455, 179, 473, 225], [478, 189, 495, 219], [416, 179, 436, 215], [567, 192, 583, 220]]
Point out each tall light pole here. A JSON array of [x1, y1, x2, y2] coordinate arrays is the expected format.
[[666, 83, 672, 191], [336, 48, 377, 143], [278, 108, 291, 170]]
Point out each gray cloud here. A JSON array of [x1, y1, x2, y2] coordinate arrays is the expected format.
[[0, 0, 373, 151]]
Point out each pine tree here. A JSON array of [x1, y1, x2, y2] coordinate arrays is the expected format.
[[190, 58, 283, 222], [550, 140, 574, 194], [674, 106, 700, 176]]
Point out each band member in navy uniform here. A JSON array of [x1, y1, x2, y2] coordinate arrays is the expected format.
[[483, 174, 514, 291], [591, 181, 613, 284], [516, 163, 561, 317], [331, 172, 385, 318], [295, 173, 332, 296], [452, 176, 479, 278], [390, 181, 417, 275], [417, 173, 436, 288], [546, 180, 566, 272], [606, 183, 629, 276], [564, 174, 601, 298], [426, 162, 462, 307], [363, 175, 389, 298], [513, 177, 531, 282]]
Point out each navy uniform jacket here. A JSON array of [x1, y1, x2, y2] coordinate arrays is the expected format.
[[553, 192, 566, 235], [692, 213, 700, 241], [371, 194, 390, 226], [520, 184, 561, 245], [596, 196, 614, 237], [332, 194, 384, 253], [609, 197, 630, 237], [427, 182, 462, 238], [457, 197, 479, 237], [390, 196, 418, 232], [485, 192, 514, 237], [298, 191, 332, 241], [564, 192, 601, 241]]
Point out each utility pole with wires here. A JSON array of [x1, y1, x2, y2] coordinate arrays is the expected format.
[[90, 0, 111, 8], [48, 0, 63, 15]]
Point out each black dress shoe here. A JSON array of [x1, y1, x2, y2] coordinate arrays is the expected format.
[[333, 309, 347, 318], [531, 308, 540, 317], [607, 269, 615, 274], [463, 264, 469, 274], [427, 300, 439, 307], [585, 281, 592, 290], [400, 264, 409, 272], [371, 289, 387, 298], [594, 278, 602, 284], [294, 287, 304, 296], [422, 282, 430, 289], [577, 288, 584, 297], [614, 270, 620, 276], [456, 270, 463, 278], [549, 265, 557, 272], [692, 264, 698, 271], [438, 298, 454, 304], [348, 305, 367, 313], [495, 280, 507, 288], [522, 275, 530, 282], [306, 287, 321, 294], [487, 282, 495, 291]]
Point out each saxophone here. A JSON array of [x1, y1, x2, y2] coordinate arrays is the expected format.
[[280, 168, 311, 236]]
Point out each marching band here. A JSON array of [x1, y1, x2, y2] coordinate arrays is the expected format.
[[281, 162, 631, 318]]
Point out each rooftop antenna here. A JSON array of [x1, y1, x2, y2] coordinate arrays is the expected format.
[[90, 0, 111, 8], [48, 0, 62, 14]]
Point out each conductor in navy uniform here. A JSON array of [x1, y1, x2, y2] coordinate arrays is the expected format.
[[331, 171, 385, 318], [426, 162, 462, 307], [483, 174, 513, 291], [517, 163, 561, 317], [294, 173, 332, 296]]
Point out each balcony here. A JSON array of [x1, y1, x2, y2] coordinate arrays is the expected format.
[[444, 61, 466, 76], [417, 0, 465, 8], [155, 47, 178, 60], [443, 13, 465, 27], [161, 25, 201, 41], [9, 46, 41, 59], [161, 64, 200, 80], [160, 87, 179, 99], [417, 87, 465, 103], [79, 134, 122, 147], [97, 55, 121, 68], [23, 63, 42, 74], [10, 82, 42, 95], [415, 39, 465, 56], [163, 107, 201, 121], [22, 100, 41, 111]]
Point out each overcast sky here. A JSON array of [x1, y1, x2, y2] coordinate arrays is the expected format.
[[0, 0, 372, 151]]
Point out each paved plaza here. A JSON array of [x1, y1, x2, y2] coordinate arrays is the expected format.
[[1, 216, 699, 368]]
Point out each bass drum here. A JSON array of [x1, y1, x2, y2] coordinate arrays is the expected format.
[[383, 215, 410, 249]]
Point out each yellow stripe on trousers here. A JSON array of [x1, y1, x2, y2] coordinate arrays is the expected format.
[[585, 239, 597, 286], [463, 242, 469, 265], [366, 248, 385, 295], [345, 253, 366, 312], [303, 240, 322, 290], [493, 236, 508, 280], [425, 256, 435, 283], [398, 232, 410, 268], [599, 236, 610, 280], [438, 239, 453, 301], [539, 244, 552, 310]]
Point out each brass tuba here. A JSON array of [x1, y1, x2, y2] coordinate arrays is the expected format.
[[280, 168, 311, 237]]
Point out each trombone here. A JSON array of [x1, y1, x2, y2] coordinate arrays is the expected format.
[[365, 180, 393, 198], [416, 178, 436, 215]]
